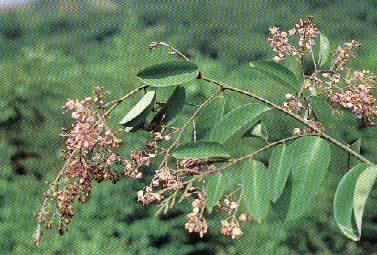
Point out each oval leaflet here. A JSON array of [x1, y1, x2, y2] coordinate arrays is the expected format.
[[137, 61, 199, 87], [119, 90, 156, 132]]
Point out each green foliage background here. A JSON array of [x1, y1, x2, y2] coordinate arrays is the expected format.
[[1, 1, 377, 254]]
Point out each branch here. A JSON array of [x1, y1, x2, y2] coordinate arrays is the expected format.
[[199, 75, 373, 165], [154, 42, 191, 61], [156, 101, 199, 107], [208, 135, 308, 175], [33, 149, 77, 246], [159, 135, 306, 195]]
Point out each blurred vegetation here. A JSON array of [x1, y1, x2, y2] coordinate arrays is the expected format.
[[1, 1, 377, 254]]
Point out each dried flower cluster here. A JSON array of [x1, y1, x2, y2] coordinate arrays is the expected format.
[[34, 88, 123, 244], [34, 87, 184, 245], [219, 199, 243, 239], [36, 83, 253, 243], [180, 159, 207, 175], [185, 196, 208, 238], [268, 17, 320, 62], [267, 18, 377, 125], [283, 93, 305, 114], [220, 198, 239, 215], [268, 26, 298, 62], [152, 166, 181, 188], [137, 187, 162, 206], [123, 132, 165, 179], [217, 197, 253, 239], [137, 165, 181, 206], [220, 219, 243, 239], [329, 70, 377, 123], [295, 17, 320, 54], [305, 68, 377, 124], [135, 153, 255, 240], [332, 40, 361, 72]]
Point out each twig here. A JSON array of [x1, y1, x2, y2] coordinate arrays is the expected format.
[[209, 135, 307, 175], [158, 135, 307, 195], [33, 149, 77, 246], [157, 42, 191, 61], [156, 101, 199, 107], [199, 75, 373, 165]]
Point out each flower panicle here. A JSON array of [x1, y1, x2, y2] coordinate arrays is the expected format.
[[34, 88, 124, 244], [267, 17, 320, 62]]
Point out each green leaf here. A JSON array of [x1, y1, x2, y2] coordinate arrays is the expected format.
[[195, 96, 225, 140], [354, 165, 377, 237], [262, 109, 304, 141], [334, 164, 377, 241], [350, 139, 362, 168], [242, 160, 271, 222], [137, 61, 199, 87], [318, 34, 330, 67], [249, 61, 300, 92], [287, 136, 331, 220], [207, 173, 226, 213], [152, 86, 186, 125], [119, 90, 156, 132], [269, 144, 293, 203], [270, 176, 293, 221], [173, 141, 231, 160], [208, 103, 270, 144], [282, 56, 304, 82]]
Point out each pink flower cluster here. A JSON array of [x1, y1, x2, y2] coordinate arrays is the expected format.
[[123, 131, 166, 179], [330, 70, 377, 123], [35, 88, 124, 239], [305, 68, 377, 124], [332, 40, 361, 72], [268, 26, 298, 62], [63, 95, 121, 156], [296, 17, 320, 54], [137, 187, 162, 206], [268, 17, 320, 62], [220, 220, 243, 239]]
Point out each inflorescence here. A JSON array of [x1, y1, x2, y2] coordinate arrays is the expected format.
[[269, 18, 377, 126]]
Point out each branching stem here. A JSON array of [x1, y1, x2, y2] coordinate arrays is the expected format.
[[199, 75, 373, 165], [157, 42, 191, 61], [158, 135, 305, 195]]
